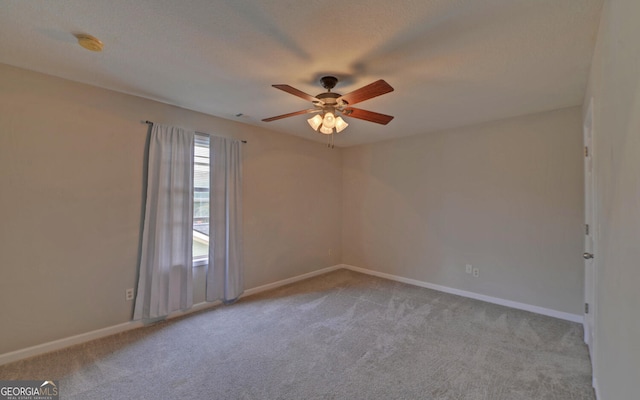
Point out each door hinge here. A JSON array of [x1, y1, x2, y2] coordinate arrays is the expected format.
[[585, 224, 589, 235], [585, 303, 589, 314], [585, 146, 589, 157]]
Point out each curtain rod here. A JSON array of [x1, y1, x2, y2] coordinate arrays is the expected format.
[[143, 120, 247, 143]]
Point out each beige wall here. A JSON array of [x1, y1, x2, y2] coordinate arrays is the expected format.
[[584, 0, 640, 397], [342, 107, 585, 315], [0, 62, 592, 359], [0, 64, 342, 354]]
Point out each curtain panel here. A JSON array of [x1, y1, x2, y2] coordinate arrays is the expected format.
[[206, 136, 244, 302], [134, 124, 195, 320]]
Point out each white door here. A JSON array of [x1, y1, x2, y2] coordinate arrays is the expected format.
[[583, 98, 596, 353]]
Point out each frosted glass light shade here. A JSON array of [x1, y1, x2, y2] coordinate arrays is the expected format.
[[307, 114, 323, 131], [323, 112, 336, 129], [319, 125, 333, 135], [335, 116, 349, 133]]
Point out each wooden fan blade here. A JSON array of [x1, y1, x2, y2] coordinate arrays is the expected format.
[[262, 109, 319, 122], [338, 79, 394, 106], [342, 107, 394, 125], [272, 85, 320, 103]]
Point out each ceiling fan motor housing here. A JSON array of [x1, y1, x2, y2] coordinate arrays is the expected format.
[[316, 92, 340, 103]]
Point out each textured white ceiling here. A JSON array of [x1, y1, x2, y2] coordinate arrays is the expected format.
[[0, 0, 602, 147]]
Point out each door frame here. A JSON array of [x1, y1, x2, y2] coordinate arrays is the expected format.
[[583, 97, 597, 362]]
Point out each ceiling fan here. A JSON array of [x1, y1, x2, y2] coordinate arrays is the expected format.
[[262, 76, 394, 143]]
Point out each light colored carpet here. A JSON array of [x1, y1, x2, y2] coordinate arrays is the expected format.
[[0, 269, 594, 399]]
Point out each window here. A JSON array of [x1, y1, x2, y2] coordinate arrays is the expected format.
[[193, 134, 210, 266]]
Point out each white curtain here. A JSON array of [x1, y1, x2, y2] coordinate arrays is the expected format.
[[206, 136, 244, 302], [134, 124, 195, 320]]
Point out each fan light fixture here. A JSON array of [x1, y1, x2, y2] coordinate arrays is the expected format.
[[323, 112, 336, 129], [307, 114, 322, 131], [335, 116, 349, 133], [307, 112, 349, 135]]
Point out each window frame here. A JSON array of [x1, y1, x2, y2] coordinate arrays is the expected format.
[[192, 134, 210, 267]]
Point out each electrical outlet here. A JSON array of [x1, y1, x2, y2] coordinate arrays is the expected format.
[[472, 268, 479, 278], [125, 288, 134, 301], [465, 264, 473, 274], [328, 248, 333, 257]]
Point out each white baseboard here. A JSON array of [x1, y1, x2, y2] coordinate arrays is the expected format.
[[341, 264, 583, 323], [241, 264, 343, 298], [0, 321, 141, 366], [0, 299, 223, 366], [1, 262, 582, 366], [0, 265, 342, 366]]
